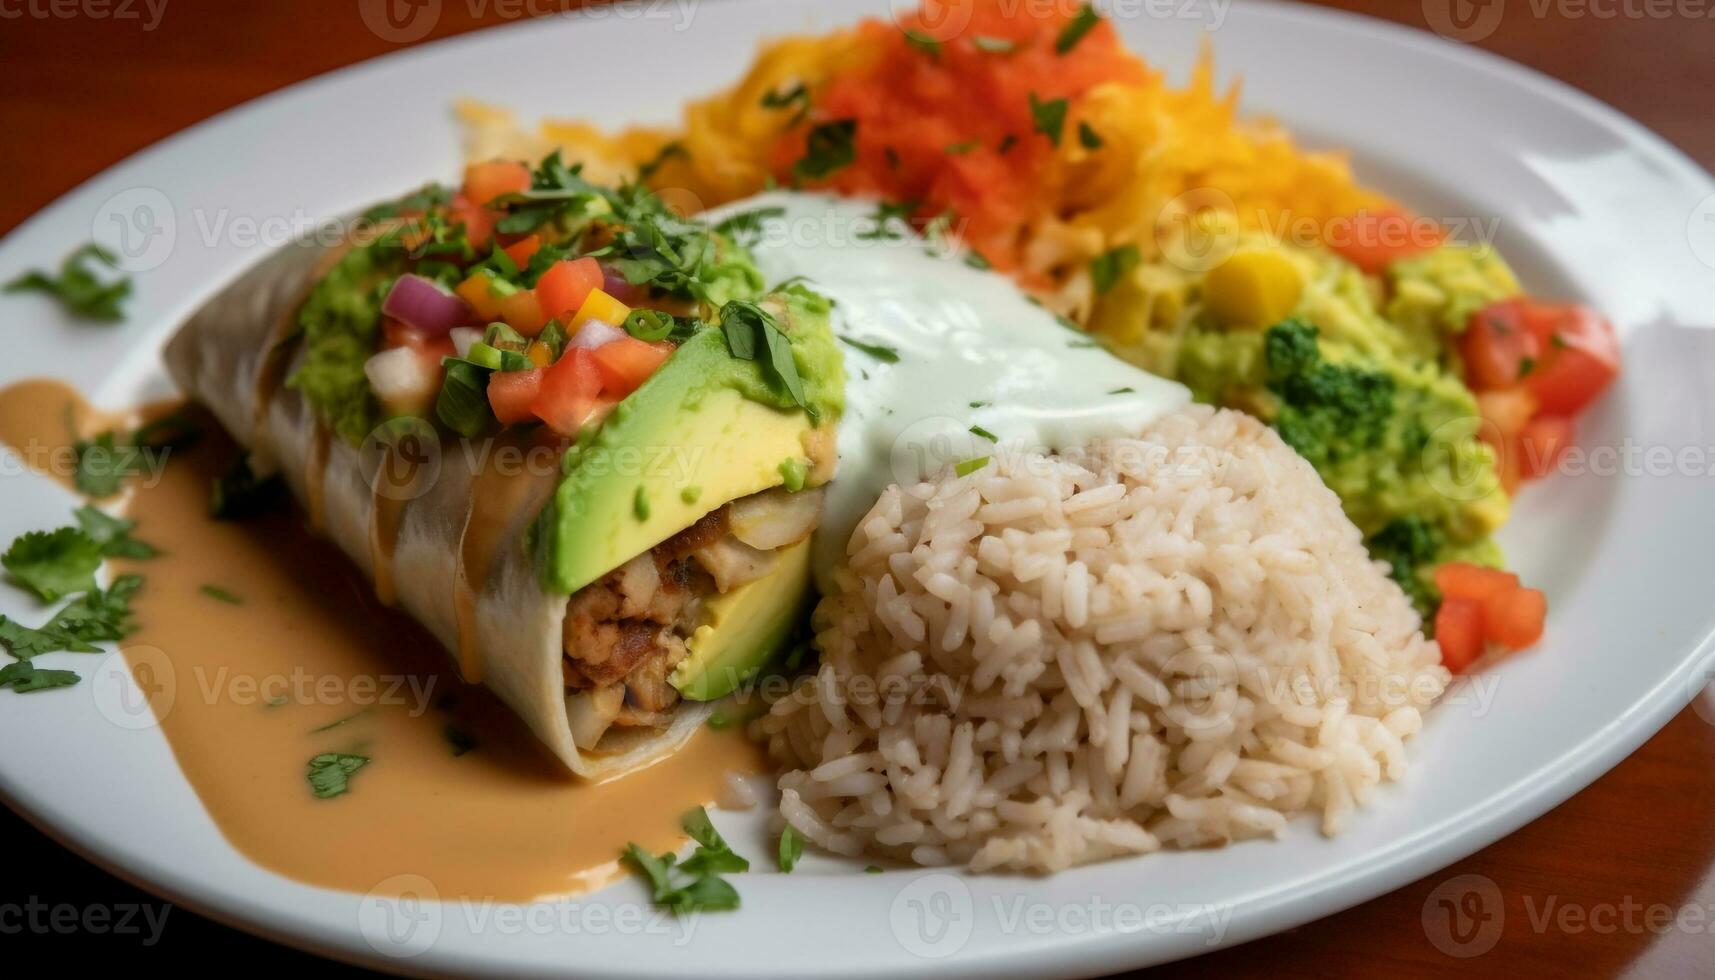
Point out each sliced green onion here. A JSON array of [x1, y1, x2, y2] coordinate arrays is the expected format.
[[483, 321, 528, 350], [464, 342, 506, 371], [624, 309, 675, 342], [436, 360, 494, 438]]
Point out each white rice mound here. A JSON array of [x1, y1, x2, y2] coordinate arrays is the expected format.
[[754, 406, 1449, 873]]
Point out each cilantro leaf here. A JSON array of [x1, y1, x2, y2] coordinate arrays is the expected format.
[[1056, 4, 1102, 55], [1090, 243, 1140, 294], [0, 660, 80, 694], [75, 505, 158, 559], [4, 244, 132, 321], [1078, 121, 1104, 150], [903, 29, 942, 58], [840, 336, 901, 363], [621, 808, 751, 914], [778, 826, 803, 873], [3, 527, 101, 602], [1029, 93, 1069, 147], [795, 120, 858, 181], [307, 753, 371, 799], [0, 574, 141, 660]]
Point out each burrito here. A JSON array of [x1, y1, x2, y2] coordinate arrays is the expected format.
[[164, 157, 843, 777]]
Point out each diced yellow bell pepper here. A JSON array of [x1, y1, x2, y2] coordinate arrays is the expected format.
[[524, 340, 553, 368], [1203, 250, 1304, 329], [455, 272, 504, 321], [568, 288, 632, 332]]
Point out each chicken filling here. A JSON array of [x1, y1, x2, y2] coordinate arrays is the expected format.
[[561, 485, 822, 749]]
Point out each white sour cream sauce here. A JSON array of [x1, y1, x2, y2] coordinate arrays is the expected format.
[[702, 192, 1190, 589]]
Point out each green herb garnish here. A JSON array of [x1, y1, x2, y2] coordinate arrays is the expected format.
[[623, 309, 676, 342], [623, 807, 748, 914], [444, 725, 477, 757], [636, 141, 687, 182], [1056, 4, 1102, 54], [719, 301, 816, 419], [0, 660, 80, 693], [795, 120, 858, 181], [1090, 243, 1140, 294], [307, 753, 370, 799], [436, 359, 495, 438], [1078, 121, 1103, 149], [199, 584, 242, 605], [1108, 386, 1135, 395], [903, 29, 942, 58], [970, 424, 998, 442], [2, 527, 101, 602], [840, 336, 901, 363], [778, 826, 803, 873], [1030, 93, 1068, 147], [955, 456, 991, 477], [4, 244, 131, 321], [946, 140, 979, 155], [74, 506, 157, 559], [964, 251, 992, 271], [0, 574, 142, 660]]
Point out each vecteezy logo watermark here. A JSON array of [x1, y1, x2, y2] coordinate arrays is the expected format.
[[1423, 0, 1508, 42], [0, 0, 169, 30], [359, 0, 442, 43], [92, 186, 175, 273], [359, 874, 444, 959], [1687, 192, 1715, 271], [890, 873, 975, 958], [91, 644, 175, 730], [361, 416, 443, 503], [0, 897, 172, 944], [1422, 873, 1505, 957]]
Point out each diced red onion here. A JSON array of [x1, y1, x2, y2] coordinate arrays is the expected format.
[[382, 274, 468, 336], [566, 319, 627, 350], [601, 267, 641, 305]]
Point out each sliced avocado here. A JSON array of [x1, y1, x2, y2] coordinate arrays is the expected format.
[[671, 539, 812, 701], [532, 292, 843, 595]]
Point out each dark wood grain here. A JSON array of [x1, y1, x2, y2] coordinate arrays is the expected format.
[[1, 1, 1711, 975]]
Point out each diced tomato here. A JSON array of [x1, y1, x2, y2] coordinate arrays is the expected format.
[[532, 349, 605, 435], [462, 160, 530, 207], [590, 337, 674, 397], [1519, 415, 1574, 479], [1327, 207, 1444, 274], [502, 234, 542, 268], [455, 272, 503, 321], [447, 195, 496, 251], [1435, 598, 1485, 674], [486, 368, 545, 425], [497, 288, 549, 336], [1474, 389, 1535, 493], [1487, 587, 1547, 650], [1463, 302, 1542, 391], [536, 258, 603, 323], [1523, 304, 1620, 417], [1434, 562, 1520, 603]]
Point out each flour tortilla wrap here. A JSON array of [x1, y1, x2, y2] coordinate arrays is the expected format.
[[163, 235, 713, 778]]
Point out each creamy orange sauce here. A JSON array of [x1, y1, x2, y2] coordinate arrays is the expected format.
[[0, 379, 763, 902]]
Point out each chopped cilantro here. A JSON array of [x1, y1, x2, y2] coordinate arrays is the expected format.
[[74, 506, 157, 559], [1090, 243, 1140, 294], [857, 200, 916, 241], [1056, 4, 1102, 54], [3, 527, 101, 602], [4, 244, 131, 321], [713, 206, 785, 247], [778, 826, 803, 873], [199, 584, 242, 605], [903, 29, 941, 58], [0, 660, 80, 693], [968, 401, 990, 409], [307, 753, 370, 799], [1517, 356, 1536, 380], [964, 251, 992, 271], [761, 82, 810, 122], [1030, 93, 1069, 147], [1108, 386, 1136, 395], [998, 134, 1018, 155], [623, 807, 748, 914], [636, 141, 687, 182], [719, 301, 816, 420], [0, 574, 145, 659], [840, 336, 901, 363], [795, 120, 858, 181], [1078, 121, 1104, 149]]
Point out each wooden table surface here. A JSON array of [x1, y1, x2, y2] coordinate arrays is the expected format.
[[2, 1, 1712, 975]]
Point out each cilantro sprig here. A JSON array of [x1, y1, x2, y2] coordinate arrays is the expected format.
[[4, 244, 132, 322], [623, 807, 749, 914], [719, 301, 816, 420]]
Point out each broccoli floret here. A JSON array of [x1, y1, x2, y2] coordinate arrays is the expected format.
[[1264, 320, 1395, 467], [1366, 516, 1445, 618]]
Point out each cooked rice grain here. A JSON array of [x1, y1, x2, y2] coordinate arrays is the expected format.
[[754, 407, 1447, 873]]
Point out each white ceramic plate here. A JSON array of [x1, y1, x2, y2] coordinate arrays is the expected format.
[[3, 1, 1714, 975]]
